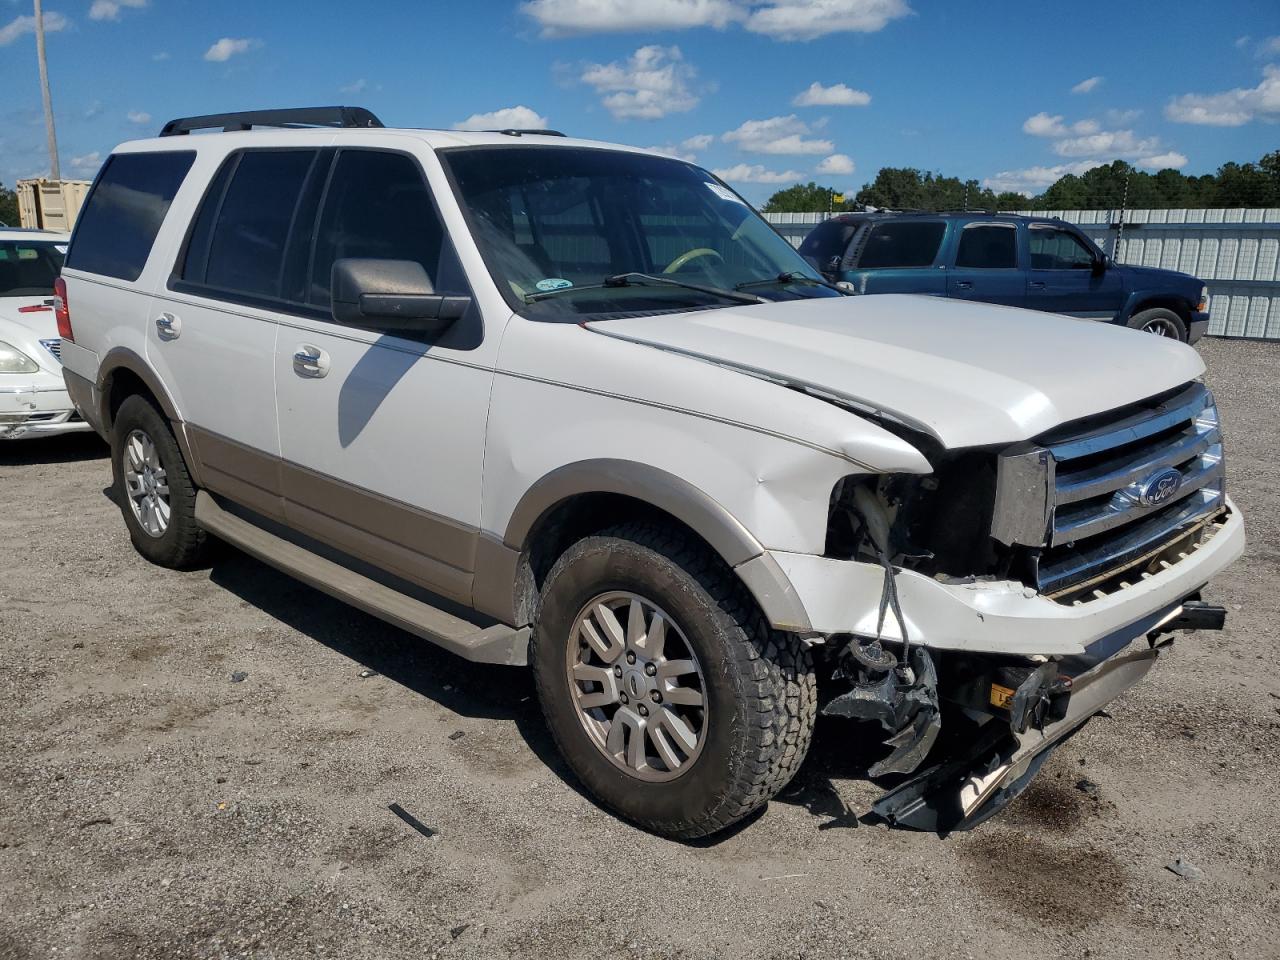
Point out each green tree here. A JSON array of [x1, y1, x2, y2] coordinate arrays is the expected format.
[[762, 182, 847, 213], [0, 182, 19, 227]]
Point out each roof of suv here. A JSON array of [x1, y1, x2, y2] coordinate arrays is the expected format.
[[826, 211, 1067, 227]]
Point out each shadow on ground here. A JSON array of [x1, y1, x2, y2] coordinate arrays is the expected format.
[[0, 432, 107, 466]]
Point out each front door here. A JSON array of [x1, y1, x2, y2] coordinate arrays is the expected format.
[[1025, 224, 1124, 319], [946, 222, 1023, 306], [273, 147, 495, 606]]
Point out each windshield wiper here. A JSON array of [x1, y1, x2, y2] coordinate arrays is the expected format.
[[735, 271, 852, 295], [524, 271, 767, 305]]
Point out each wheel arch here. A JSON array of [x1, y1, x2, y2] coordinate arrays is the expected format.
[[1121, 292, 1194, 326], [97, 347, 202, 486], [487, 460, 811, 633]]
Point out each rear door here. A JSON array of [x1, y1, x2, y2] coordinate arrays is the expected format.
[[847, 219, 947, 295], [1024, 224, 1124, 318], [946, 222, 1024, 306]]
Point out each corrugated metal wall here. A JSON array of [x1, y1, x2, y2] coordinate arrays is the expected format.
[[764, 209, 1280, 340]]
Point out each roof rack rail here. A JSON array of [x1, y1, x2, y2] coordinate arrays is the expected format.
[[489, 128, 566, 137], [159, 106, 384, 137]]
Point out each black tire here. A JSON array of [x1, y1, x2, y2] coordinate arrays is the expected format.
[[531, 522, 816, 839], [1127, 307, 1187, 341], [111, 394, 207, 568]]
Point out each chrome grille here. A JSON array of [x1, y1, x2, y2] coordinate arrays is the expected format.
[[40, 338, 62, 364], [993, 383, 1226, 601]]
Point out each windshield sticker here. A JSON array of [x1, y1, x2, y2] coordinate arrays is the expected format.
[[705, 183, 746, 205], [535, 278, 573, 292], [17, 248, 38, 260]]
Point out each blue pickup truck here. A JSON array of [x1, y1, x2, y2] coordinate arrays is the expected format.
[[799, 212, 1211, 343]]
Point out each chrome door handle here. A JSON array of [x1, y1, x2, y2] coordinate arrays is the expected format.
[[155, 312, 181, 340], [955, 281, 973, 290], [292, 344, 330, 378], [1029, 281, 1046, 289]]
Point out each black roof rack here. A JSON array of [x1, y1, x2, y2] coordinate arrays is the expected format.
[[489, 128, 566, 137], [159, 106, 384, 137]]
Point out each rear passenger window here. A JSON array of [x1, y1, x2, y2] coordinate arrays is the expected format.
[[955, 225, 1017, 269], [202, 150, 317, 297], [308, 150, 448, 307], [856, 222, 945, 269], [65, 151, 194, 281]]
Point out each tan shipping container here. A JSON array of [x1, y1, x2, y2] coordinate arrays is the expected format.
[[15, 178, 92, 232]]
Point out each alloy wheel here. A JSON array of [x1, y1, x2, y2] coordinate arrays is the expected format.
[[122, 428, 171, 538]]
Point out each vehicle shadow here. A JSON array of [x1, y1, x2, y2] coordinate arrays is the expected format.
[[0, 432, 107, 466]]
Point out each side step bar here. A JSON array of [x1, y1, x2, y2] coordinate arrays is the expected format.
[[194, 491, 529, 666]]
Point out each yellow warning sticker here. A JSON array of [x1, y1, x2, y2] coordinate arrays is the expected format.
[[990, 683, 1015, 710]]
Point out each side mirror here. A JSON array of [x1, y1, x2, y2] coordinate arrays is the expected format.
[[331, 259, 470, 334], [1092, 254, 1109, 276]]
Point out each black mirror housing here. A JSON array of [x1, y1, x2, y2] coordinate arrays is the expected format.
[[1092, 254, 1108, 276], [331, 258, 470, 334]]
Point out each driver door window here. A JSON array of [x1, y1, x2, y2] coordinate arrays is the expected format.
[[1029, 227, 1095, 270]]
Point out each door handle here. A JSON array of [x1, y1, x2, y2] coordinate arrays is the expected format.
[[155, 312, 181, 340], [1029, 281, 1046, 289], [955, 281, 973, 290], [292, 344, 330, 378]]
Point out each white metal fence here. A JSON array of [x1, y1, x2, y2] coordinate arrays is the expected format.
[[764, 209, 1280, 340]]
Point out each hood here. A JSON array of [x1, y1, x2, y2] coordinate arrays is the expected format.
[[585, 294, 1205, 449], [1114, 263, 1200, 290], [0, 297, 58, 338]]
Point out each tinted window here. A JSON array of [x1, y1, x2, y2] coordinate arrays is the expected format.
[[798, 218, 860, 270], [65, 151, 194, 281], [309, 151, 447, 306], [0, 241, 64, 296], [856, 221, 945, 269], [955, 225, 1017, 269], [204, 150, 317, 297], [1029, 227, 1095, 270]]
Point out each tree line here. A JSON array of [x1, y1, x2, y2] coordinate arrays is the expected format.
[[0, 182, 20, 227], [762, 151, 1280, 213]]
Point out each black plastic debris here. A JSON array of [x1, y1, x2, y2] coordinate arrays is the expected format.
[[1075, 778, 1099, 795], [230, 671, 248, 683], [448, 730, 466, 741], [388, 803, 436, 838]]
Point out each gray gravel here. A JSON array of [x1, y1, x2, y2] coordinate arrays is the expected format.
[[2, 338, 1278, 960]]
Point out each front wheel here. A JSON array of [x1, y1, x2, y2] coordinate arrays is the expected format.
[[531, 523, 816, 839], [1128, 307, 1188, 341]]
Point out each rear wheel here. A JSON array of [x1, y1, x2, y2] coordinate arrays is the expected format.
[[531, 523, 816, 839], [1128, 307, 1187, 341], [111, 395, 207, 568]]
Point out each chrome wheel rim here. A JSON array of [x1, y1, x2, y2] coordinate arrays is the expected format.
[[1142, 317, 1179, 338], [122, 428, 171, 538], [566, 592, 707, 782]]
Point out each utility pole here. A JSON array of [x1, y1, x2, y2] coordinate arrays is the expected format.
[[34, 0, 61, 180]]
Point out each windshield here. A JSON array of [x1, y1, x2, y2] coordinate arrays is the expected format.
[[0, 240, 64, 297], [441, 146, 840, 319]]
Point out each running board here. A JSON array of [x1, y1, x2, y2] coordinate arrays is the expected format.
[[194, 491, 529, 666]]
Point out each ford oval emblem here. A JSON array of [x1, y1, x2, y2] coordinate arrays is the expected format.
[[1139, 467, 1184, 507]]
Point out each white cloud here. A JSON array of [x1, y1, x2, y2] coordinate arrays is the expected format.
[[151, 50, 170, 61], [982, 160, 1105, 195], [1052, 128, 1160, 159], [1266, 36, 1280, 54], [452, 105, 551, 131], [744, 0, 911, 40], [0, 11, 69, 46], [712, 163, 806, 184], [520, 0, 909, 41], [1137, 152, 1189, 170], [1165, 65, 1280, 126], [126, 110, 151, 125], [1071, 75, 1102, 94], [522, 0, 739, 36], [204, 37, 260, 62], [1022, 112, 1100, 137], [1103, 108, 1141, 125], [580, 45, 700, 120], [89, 0, 146, 21], [340, 78, 368, 94], [645, 133, 714, 162], [83, 100, 104, 120], [815, 153, 856, 175], [792, 81, 871, 107], [69, 152, 103, 174], [723, 115, 833, 154]]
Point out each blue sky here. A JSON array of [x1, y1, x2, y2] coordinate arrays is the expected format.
[[2, 0, 1278, 203]]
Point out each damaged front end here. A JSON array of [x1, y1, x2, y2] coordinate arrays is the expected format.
[[817, 465, 1229, 834]]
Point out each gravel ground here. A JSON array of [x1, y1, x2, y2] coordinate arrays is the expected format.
[[2, 338, 1278, 960]]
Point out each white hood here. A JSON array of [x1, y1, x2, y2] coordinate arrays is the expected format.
[[586, 294, 1205, 449]]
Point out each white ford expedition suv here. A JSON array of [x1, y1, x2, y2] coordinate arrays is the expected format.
[[58, 107, 1244, 837]]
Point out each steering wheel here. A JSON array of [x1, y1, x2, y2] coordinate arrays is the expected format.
[[663, 247, 723, 274]]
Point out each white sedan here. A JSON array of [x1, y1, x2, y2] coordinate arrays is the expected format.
[[0, 229, 93, 440]]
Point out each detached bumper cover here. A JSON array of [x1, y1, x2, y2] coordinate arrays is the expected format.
[[768, 500, 1244, 656]]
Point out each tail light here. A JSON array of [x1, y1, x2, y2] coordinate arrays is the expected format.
[[53, 277, 73, 341]]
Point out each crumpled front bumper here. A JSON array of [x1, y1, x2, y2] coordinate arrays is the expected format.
[[0, 381, 93, 439]]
